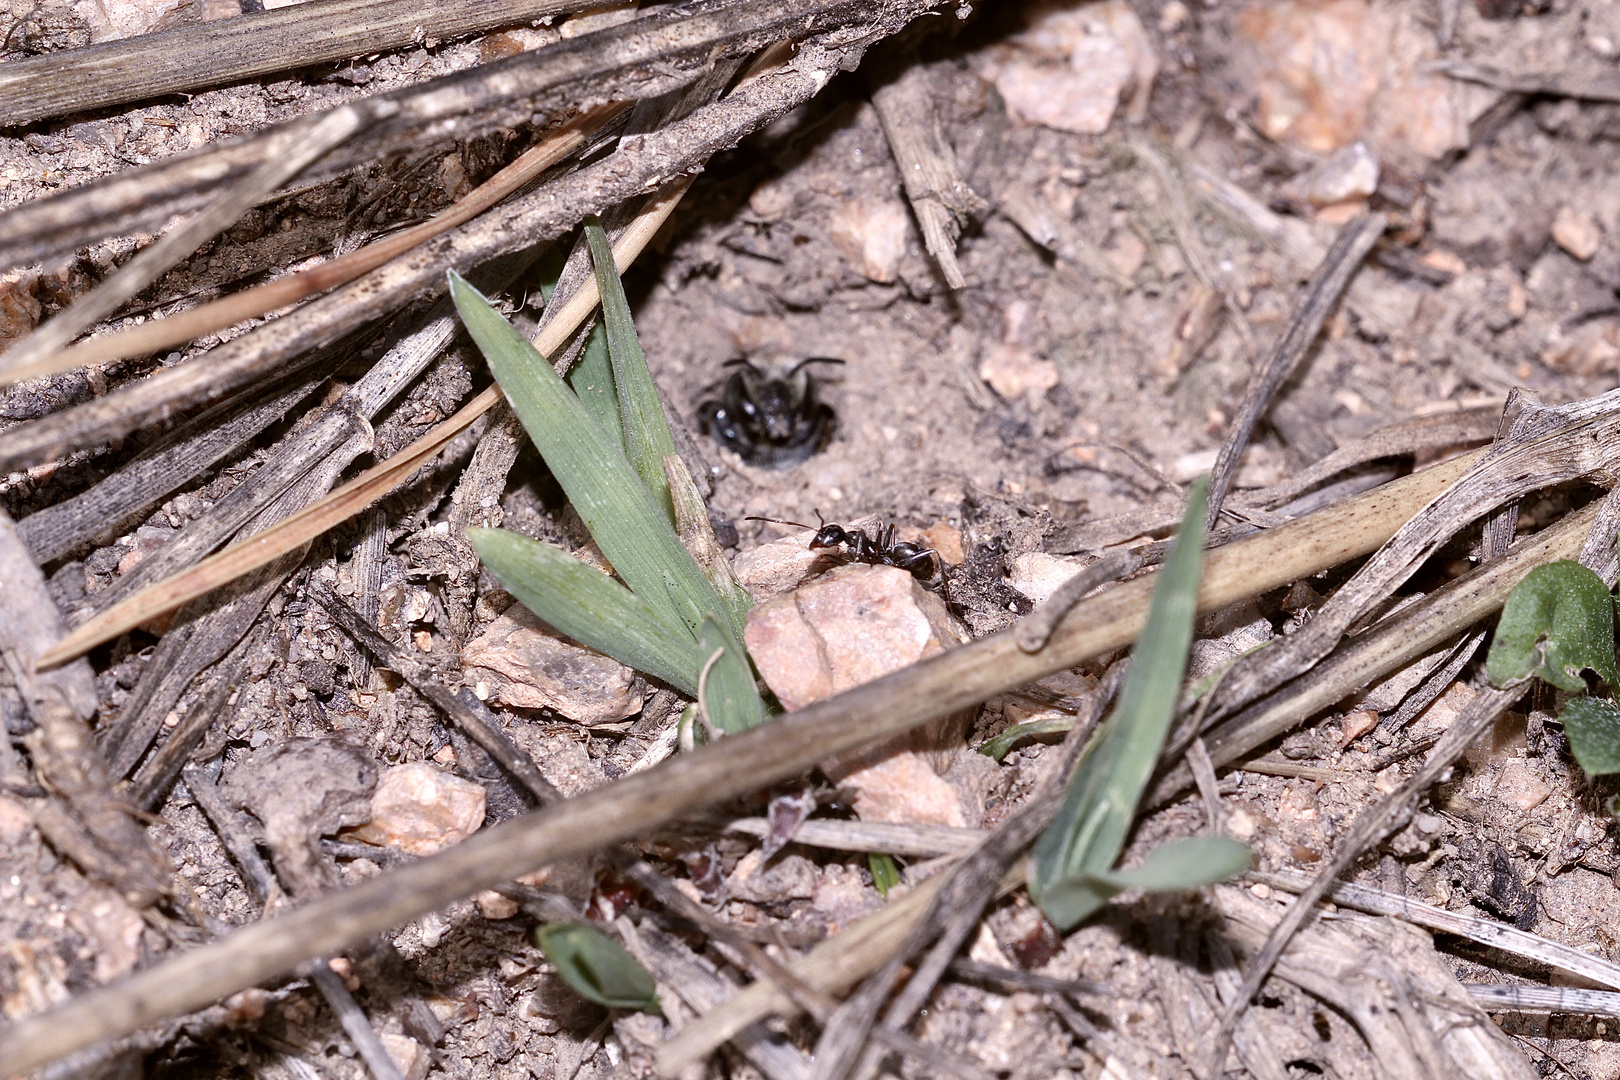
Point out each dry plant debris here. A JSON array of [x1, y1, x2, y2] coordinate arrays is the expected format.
[[7, 0, 1620, 1078]]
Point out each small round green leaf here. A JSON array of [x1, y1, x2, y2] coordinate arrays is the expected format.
[[1559, 696, 1620, 777], [535, 922, 660, 1012], [1486, 560, 1618, 692]]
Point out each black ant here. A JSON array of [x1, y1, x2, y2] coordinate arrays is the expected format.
[[698, 356, 844, 467], [747, 513, 948, 596]]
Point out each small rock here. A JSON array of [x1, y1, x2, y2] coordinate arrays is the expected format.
[[461, 604, 642, 723], [1284, 142, 1380, 206], [1553, 206, 1603, 261], [0, 795, 34, 849], [1226, 807, 1257, 841], [1338, 709, 1379, 748], [66, 888, 145, 983], [379, 1032, 431, 1080], [476, 890, 520, 920], [979, 344, 1059, 400], [725, 850, 818, 902], [829, 195, 910, 283], [1493, 760, 1553, 813], [745, 564, 971, 826], [1542, 322, 1620, 376], [1006, 552, 1088, 605], [979, 299, 1059, 400], [1235, 0, 1496, 161], [346, 762, 486, 856], [74, 0, 189, 42], [974, 0, 1158, 135], [811, 863, 883, 932], [224, 989, 270, 1026], [921, 521, 966, 566], [1419, 250, 1469, 277], [0, 272, 41, 352], [1103, 229, 1148, 278]]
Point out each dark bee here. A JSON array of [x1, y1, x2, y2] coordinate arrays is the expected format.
[[748, 513, 945, 593], [698, 355, 843, 467]]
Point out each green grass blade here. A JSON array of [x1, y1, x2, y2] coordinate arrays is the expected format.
[[696, 614, 766, 734], [467, 528, 699, 696], [585, 218, 680, 523], [1084, 836, 1251, 891], [567, 317, 622, 452], [1032, 476, 1209, 930], [868, 853, 900, 897], [666, 453, 753, 643], [535, 922, 660, 1012], [450, 271, 725, 641], [979, 716, 1075, 762]]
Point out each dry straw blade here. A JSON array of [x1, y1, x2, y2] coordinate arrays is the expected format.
[[0, 105, 623, 387]]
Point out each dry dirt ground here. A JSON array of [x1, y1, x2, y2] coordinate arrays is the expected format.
[[5, 0, 1620, 1077]]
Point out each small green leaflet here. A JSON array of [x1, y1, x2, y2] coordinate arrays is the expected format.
[[868, 853, 901, 897], [1559, 697, 1620, 776], [1486, 560, 1618, 692], [535, 922, 660, 1012]]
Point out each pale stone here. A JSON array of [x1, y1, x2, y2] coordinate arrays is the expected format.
[[1235, 0, 1496, 162], [379, 1032, 431, 1080], [920, 521, 966, 566], [0, 794, 33, 849], [1007, 552, 1088, 605], [347, 763, 486, 856], [829, 196, 910, 283], [979, 343, 1059, 400], [1553, 206, 1603, 261], [745, 564, 970, 826], [1494, 760, 1553, 813], [66, 888, 145, 983], [974, 0, 1158, 135], [75, 0, 189, 43], [476, 890, 521, 920], [1286, 142, 1380, 205], [462, 604, 642, 723]]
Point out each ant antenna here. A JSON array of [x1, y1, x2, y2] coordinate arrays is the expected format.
[[790, 356, 847, 376], [745, 515, 815, 530]]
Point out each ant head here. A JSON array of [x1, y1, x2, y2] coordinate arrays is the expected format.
[[809, 511, 848, 549]]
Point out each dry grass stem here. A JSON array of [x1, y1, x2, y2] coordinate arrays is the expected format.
[[0, 104, 624, 386]]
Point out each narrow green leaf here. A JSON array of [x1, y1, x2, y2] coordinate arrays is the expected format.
[[1487, 560, 1618, 692], [1037, 837, 1250, 927], [1085, 836, 1251, 891], [567, 317, 622, 451], [979, 716, 1074, 762], [868, 853, 900, 897], [467, 528, 699, 696], [1032, 477, 1209, 931], [585, 218, 680, 523], [1559, 696, 1620, 776], [666, 453, 753, 643], [696, 614, 766, 734], [449, 271, 724, 640], [535, 922, 660, 1012]]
